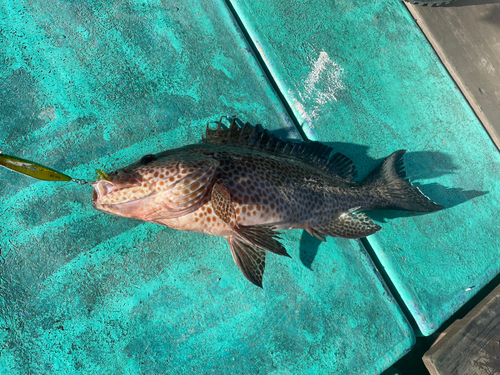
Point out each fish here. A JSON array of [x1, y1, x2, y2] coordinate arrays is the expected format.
[[92, 119, 443, 287]]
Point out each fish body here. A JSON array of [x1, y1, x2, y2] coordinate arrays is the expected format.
[[92, 120, 443, 287]]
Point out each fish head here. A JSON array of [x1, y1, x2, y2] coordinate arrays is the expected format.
[[92, 149, 217, 221], [92, 153, 177, 218]]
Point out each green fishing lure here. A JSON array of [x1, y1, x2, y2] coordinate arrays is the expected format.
[[0, 152, 102, 184], [0, 153, 72, 182]]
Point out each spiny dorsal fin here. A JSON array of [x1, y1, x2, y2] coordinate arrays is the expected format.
[[202, 118, 358, 181]]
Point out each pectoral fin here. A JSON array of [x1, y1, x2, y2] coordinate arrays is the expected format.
[[314, 212, 381, 239], [211, 182, 237, 226], [228, 237, 266, 288]]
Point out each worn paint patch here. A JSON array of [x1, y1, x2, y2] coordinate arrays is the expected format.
[[290, 52, 345, 137], [37, 107, 56, 122], [301, 51, 344, 113]]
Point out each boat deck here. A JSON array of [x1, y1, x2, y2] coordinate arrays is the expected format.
[[0, 0, 499, 373]]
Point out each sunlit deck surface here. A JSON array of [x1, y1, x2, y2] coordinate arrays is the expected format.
[[0, 0, 499, 374]]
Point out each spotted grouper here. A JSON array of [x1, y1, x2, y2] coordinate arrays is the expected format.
[[92, 120, 443, 287]]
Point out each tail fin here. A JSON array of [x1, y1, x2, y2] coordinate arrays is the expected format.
[[362, 150, 444, 212]]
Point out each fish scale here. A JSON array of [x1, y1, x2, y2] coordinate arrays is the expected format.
[[92, 120, 443, 287]]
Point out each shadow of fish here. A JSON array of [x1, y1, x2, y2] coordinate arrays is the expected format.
[[92, 120, 443, 287]]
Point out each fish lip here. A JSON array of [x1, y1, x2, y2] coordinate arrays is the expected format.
[[92, 179, 115, 207], [91, 169, 155, 209], [92, 169, 144, 196]]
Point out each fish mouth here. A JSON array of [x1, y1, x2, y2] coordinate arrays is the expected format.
[[92, 179, 115, 201], [91, 169, 145, 207]]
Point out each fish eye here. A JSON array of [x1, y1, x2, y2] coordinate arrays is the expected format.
[[140, 154, 157, 165]]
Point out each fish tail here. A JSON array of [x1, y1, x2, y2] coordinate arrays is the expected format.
[[362, 150, 444, 212]]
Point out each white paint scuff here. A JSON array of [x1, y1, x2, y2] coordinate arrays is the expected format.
[[38, 107, 56, 122], [297, 51, 345, 122]]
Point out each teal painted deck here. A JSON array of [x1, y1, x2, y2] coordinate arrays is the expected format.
[[0, 0, 498, 374], [0, 0, 414, 374], [230, 0, 500, 335]]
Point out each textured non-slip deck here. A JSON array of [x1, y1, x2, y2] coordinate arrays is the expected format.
[[0, 0, 414, 374], [229, 0, 500, 335]]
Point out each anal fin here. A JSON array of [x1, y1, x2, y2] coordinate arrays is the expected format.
[[305, 225, 327, 242], [314, 212, 381, 239], [228, 237, 266, 288]]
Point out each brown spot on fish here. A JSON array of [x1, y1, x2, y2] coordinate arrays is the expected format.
[[190, 181, 200, 191]]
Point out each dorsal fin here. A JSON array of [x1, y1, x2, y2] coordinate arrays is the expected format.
[[202, 118, 358, 181]]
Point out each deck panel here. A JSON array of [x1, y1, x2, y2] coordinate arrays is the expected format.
[[0, 0, 413, 373], [229, 0, 500, 335]]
